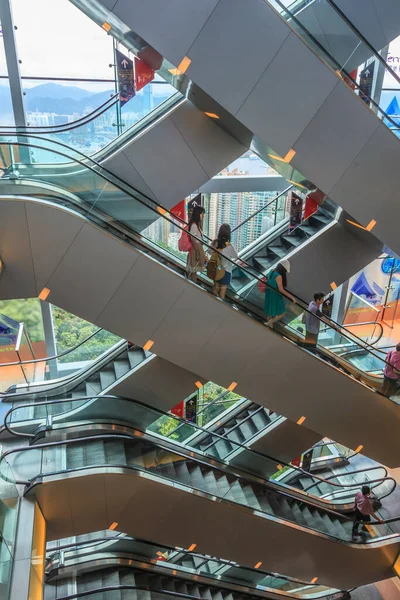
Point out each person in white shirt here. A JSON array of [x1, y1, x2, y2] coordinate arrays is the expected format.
[[211, 224, 238, 299]]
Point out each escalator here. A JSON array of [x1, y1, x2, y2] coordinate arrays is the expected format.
[[76, 0, 400, 256], [1, 422, 399, 588], [0, 136, 398, 465], [43, 534, 351, 599], [0, 329, 201, 415]]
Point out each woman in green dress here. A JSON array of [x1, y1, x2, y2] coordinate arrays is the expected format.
[[264, 260, 296, 326]]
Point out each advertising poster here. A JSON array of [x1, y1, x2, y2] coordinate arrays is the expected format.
[[116, 49, 135, 106], [289, 191, 303, 232], [304, 189, 325, 221]]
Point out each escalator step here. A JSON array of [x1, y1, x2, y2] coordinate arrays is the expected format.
[[201, 468, 221, 495], [289, 502, 309, 528], [85, 440, 106, 467], [119, 570, 136, 586], [85, 378, 101, 396], [128, 349, 146, 369], [104, 440, 127, 465], [214, 472, 232, 496], [240, 484, 262, 510], [187, 584, 201, 598], [173, 462, 193, 487], [224, 480, 248, 505], [173, 581, 189, 596], [199, 586, 213, 600], [99, 369, 117, 390], [309, 508, 331, 534], [235, 419, 256, 440], [113, 359, 131, 379], [187, 465, 206, 491]]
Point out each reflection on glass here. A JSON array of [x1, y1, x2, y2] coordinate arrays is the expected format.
[[0, 80, 14, 127]]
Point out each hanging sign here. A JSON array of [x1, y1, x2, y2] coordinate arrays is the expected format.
[[116, 49, 135, 106], [302, 449, 313, 472], [185, 394, 197, 424], [187, 194, 202, 222], [288, 191, 303, 232], [135, 56, 155, 91], [359, 62, 375, 105], [170, 401, 185, 419]]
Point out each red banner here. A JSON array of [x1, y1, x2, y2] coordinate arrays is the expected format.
[[170, 401, 185, 419], [304, 189, 326, 221], [171, 199, 186, 223], [135, 56, 155, 91], [291, 455, 301, 468]]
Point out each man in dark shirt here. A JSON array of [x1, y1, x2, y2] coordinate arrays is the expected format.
[[304, 292, 325, 348]]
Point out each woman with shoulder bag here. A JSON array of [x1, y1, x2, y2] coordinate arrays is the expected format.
[[186, 206, 207, 283]]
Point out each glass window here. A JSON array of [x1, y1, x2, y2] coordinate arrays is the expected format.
[[0, 19, 8, 76], [11, 0, 114, 79], [0, 78, 14, 125]]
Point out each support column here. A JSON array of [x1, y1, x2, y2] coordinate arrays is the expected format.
[[331, 280, 349, 343], [40, 301, 58, 380]]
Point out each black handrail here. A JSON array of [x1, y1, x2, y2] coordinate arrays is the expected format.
[[268, 0, 400, 132], [0, 327, 104, 369], [231, 185, 294, 233], [0, 134, 390, 369], [3, 396, 396, 507]]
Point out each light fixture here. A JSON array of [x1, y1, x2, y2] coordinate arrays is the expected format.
[[228, 382, 238, 391], [355, 445, 364, 453], [109, 522, 118, 530], [204, 112, 219, 119], [38, 287, 51, 301], [346, 218, 377, 232], [143, 339, 154, 351], [297, 416, 306, 425], [268, 149, 296, 164], [254, 562, 262, 569], [102, 22, 112, 32], [330, 282, 337, 290], [287, 180, 307, 190], [169, 56, 192, 76], [188, 543, 197, 551]]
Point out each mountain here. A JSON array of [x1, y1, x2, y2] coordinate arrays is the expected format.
[[25, 83, 93, 101]]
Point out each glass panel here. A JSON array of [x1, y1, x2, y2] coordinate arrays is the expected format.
[[0, 80, 14, 127], [11, 0, 114, 79], [20, 78, 177, 158]]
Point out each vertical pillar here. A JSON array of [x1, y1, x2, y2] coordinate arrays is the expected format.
[[9, 498, 46, 600], [0, 0, 26, 128], [40, 301, 58, 379], [331, 280, 349, 343]]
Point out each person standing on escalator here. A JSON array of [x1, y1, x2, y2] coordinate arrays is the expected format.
[[382, 343, 400, 398], [352, 485, 383, 538], [263, 260, 296, 327], [186, 206, 207, 284]]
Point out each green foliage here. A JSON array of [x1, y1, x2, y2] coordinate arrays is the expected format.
[[0, 298, 44, 342], [52, 306, 120, 363]]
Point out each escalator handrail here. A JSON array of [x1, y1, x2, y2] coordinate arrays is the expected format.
[[341, 321, 384, 346], [0, 134, 392, 373], [268, 0, 400, 132], [0, 342, 140, 401], [2, 403, 396, 510], [302, 466, 394, 499], [231, 185, 294, 233], [40, 584, 346, 600], [0, 327, 104, 369], [0, 93, 119, 133]]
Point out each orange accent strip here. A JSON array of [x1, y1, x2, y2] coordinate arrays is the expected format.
[[346, 218, 377, 232], [297, 416, 306, 425], [228, 382, 238, 391], [102, 22, 112, 32], [143, 340, 154, 351], [188, 543, 197, 552], [205, 112, 219, 119], [254, 562, 262, 569], [355, 445, 364, 453], [311, 577, 318, 584], [330, 282, 337, 290], [38, 287, 51, 301], [109, 522, 118, 530]]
